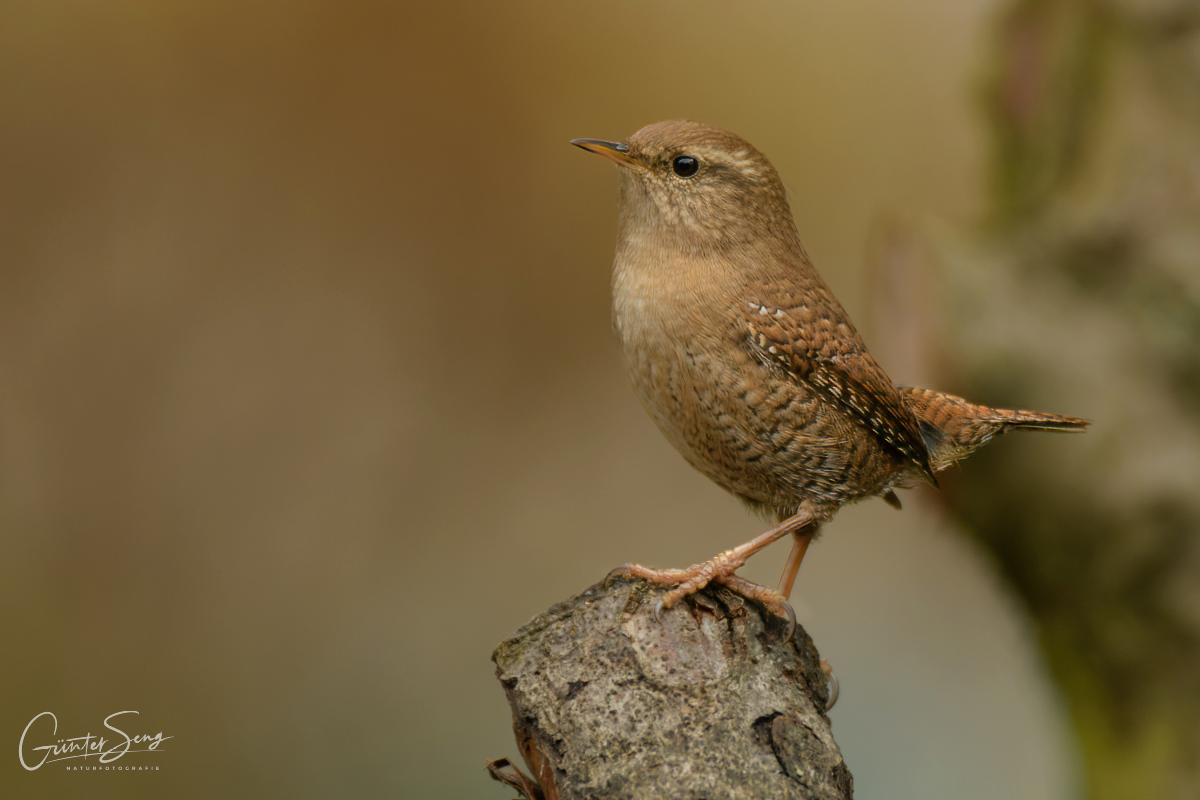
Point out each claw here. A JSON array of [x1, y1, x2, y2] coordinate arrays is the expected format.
[[605, 564, 635, 584], [653, 597, 666, 622], [820, 659, 840, 711], [780, 598, 796, 640]]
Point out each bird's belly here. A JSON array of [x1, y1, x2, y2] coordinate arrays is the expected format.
[[624, 336, 887, 516]]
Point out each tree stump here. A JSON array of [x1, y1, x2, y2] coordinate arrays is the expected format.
[[490, 574, 853, 799]]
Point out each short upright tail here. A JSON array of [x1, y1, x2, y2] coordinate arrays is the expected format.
[[900, 386, 1089, 472]]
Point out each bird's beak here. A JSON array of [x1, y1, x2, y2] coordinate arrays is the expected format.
[[570, 138, 640, 169]]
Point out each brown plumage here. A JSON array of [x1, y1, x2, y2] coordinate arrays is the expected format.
[[900, 386, 1087, 473], [572, 120, 1087, 624]]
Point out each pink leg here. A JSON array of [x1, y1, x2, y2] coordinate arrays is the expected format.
[[777, 523, 820, 599]]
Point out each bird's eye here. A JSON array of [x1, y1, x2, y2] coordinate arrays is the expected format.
[[671, 155, 699, 178]]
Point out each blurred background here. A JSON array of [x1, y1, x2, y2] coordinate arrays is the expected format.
[[3, 1, 1198, 799]]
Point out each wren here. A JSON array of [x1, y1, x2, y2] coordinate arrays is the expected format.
[[572, 120, 1087, 623]]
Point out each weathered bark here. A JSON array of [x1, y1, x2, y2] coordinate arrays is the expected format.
[[490, 575, 851, 800]]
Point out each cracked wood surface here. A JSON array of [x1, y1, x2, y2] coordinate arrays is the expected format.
[[492, 575, 852, 800]]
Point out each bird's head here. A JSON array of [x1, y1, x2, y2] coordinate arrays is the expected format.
[[572, 120, 795, 252]]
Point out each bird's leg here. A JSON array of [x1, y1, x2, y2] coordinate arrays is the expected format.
[[617, 506, 820, 626], [777, 523, 820, 599]]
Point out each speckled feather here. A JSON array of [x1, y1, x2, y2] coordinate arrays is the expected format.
[[744, 296, 937, 485]]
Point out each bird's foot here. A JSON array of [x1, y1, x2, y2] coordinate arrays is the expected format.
[[612, 555, 795, 636], [610, 508, 820, 635]]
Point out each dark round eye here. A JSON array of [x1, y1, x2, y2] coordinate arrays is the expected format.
[[671, 155, 699, 177]]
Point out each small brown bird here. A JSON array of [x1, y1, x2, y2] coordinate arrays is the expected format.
[[573, 120, 1086, 624]]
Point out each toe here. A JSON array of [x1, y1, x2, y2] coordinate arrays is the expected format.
[[779, 598, 796, 640]]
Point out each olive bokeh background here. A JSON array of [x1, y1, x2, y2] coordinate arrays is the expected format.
[[2, 2, 1085, 798]]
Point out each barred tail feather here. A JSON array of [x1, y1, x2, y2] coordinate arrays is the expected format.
[[899, 386, 1089, 472], [991, 407, 1090, 432]]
